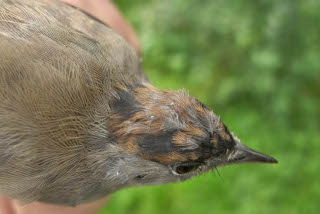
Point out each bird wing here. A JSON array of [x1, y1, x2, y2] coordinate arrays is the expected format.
[[0, 0, 146, 205]]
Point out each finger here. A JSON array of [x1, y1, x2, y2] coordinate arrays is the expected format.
[[12, 197, 108, 214], [60, 0, 141, 53]]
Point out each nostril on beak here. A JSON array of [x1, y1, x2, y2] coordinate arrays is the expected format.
[[232, 155, 246, 162]]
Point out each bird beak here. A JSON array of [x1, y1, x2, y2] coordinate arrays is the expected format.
[[226, 140, 278, 165]]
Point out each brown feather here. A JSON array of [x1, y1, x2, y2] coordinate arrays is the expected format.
[[0, 0, 274, 207], [0, 0, 145, 205]]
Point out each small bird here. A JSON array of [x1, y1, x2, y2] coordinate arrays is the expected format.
[[0, 0, 277, 206]]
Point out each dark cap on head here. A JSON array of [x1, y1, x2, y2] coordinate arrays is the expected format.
[[109, 83, 278, 173]]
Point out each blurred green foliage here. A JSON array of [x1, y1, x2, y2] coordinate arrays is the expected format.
[[99, 0, 320, 214]]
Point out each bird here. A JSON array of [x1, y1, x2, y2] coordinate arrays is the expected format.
[[0, 0, 277, 207]]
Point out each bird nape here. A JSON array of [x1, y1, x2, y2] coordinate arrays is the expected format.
[[0, 0, 277, 206]]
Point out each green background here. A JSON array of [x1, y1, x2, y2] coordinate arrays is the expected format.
[[99, 0, 320, 213]]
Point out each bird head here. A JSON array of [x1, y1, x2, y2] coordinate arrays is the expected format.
[[104, 83, 277, 188]]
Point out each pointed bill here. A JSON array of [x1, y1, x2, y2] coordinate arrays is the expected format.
[[227, 141, 278, 164], [225, 134, 278, 165]]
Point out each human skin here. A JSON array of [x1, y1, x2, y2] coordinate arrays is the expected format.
[[0, 0, 140, 213], [62, 0, 141, 53], [0, 196, 108, 214]]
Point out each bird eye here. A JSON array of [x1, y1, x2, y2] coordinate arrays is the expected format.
[[172, 162, 200, 175], [135, 174, 147, 179]]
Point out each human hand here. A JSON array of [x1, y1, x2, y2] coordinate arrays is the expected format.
[[61, 0, 141, 53], [0, 196, 108, 214]]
